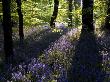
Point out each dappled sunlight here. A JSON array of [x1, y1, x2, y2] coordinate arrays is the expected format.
[[12, 27, 66, 64], [2, 28, 79, 82], [0, 0, 110, 82]]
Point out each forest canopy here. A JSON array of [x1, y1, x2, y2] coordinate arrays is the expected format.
[[0, 0, 107, 27]]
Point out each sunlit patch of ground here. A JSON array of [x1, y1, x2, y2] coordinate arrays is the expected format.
[[12, 26, 67, 65]]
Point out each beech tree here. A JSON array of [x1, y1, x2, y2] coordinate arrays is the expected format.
[[16, 0, 24, 41], [2, 0, 13, 63], [105, 0, 110, 30], [82, 0, 94, 31], [68, 0, 73, 28], [50, 0, 59, 28]]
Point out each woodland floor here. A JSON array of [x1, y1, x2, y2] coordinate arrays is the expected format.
[[0, 26, 110, 82]]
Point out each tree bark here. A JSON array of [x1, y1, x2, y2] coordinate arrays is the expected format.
[[16, 0, 24, 41], [2, 0, 13, 64], [82, 0, 94, 31], [105, 0, 110, 30], [68, 0, 73, 28], [50, 0, 59, 28]]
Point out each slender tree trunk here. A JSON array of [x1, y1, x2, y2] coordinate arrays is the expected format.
[[105, 0, 110, 30], [2, 0, 13, 64], [82, 0, 94, 31], [16, 0, 24, 41], [50, 0, 59, 28], [68, 0, 73, 28]]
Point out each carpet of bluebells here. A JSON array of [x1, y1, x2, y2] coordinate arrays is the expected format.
[[0, 24, 79, 82], [6, 28, 78, 82], [0, 24, 110, 82]]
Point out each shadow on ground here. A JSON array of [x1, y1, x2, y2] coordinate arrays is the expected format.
[[13, 29, 67, 65], [68, 29, 105, 82], [97, 27, 110, 82]]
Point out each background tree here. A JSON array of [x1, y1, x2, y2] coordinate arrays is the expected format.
[[68, 0, 73, 28], [2, 0, 13, 63], [16, 0, 24, 41], [50, 0, 59, 28], [82, 0, 94, 31], [105, 0, 110, 30]]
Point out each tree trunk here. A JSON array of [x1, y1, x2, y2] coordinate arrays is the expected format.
[[16, 0, 24, 41], [50, 0, 59, 28], [2, 0, 13, 64], [105, 0, 110, 30], [82, 0, 94, 31], [68, 0, 73, 28]]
